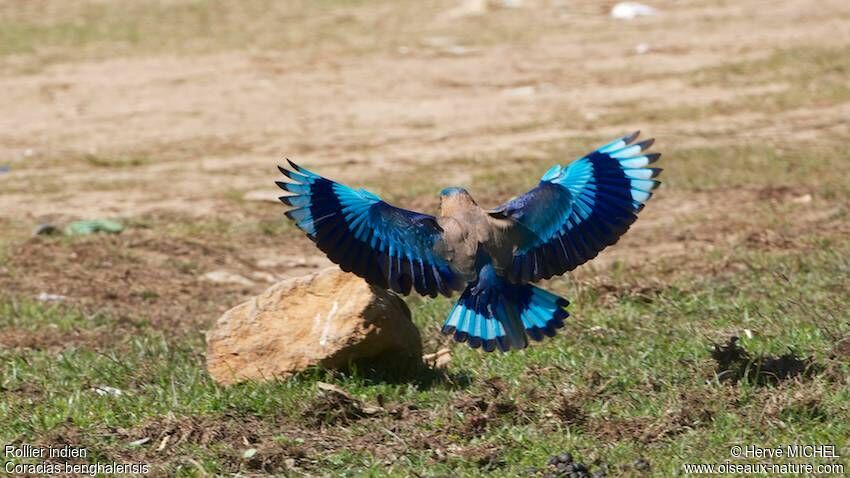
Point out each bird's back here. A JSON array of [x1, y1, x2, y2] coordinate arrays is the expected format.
[[439, 199, 530, 282]]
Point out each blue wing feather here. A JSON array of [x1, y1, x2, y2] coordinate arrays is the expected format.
[[277, 161, 462, 297], [494, 132, 661, 283]]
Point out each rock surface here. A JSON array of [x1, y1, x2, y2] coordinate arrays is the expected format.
[[206, 267, 422, 384]]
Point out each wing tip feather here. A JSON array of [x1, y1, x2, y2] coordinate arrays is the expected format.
[[636, 138, 655, 151], [286, 158, 306, 173], [624, 130, 641, 144]]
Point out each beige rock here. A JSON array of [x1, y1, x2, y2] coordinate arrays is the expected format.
[[315, 382, 383, 416], [248, 270, 278, 283], [202, 270, 255, 287], [441, 0, 488, 20], [206, 267, 422, 384], [791, 193, 812, 204]]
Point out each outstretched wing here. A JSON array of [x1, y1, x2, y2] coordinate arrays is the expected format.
[[276, 160, 463, 297], [491, 131, 661, 283]]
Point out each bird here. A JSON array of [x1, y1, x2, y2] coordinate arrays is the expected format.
[[276, 131, 660, 352]]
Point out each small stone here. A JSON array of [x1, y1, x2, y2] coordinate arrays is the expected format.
[[37, 292, 67, 302], [442, 0, 488, 20], [558, 453, 573, 463], [423, 347, 451, 369], [92, 385, 123, 397], [791, 193, 812, 204], [611, 2, 657, 20], [317, 382, 353, 399], [634, 458, 651, 471], [34, 223, 61, 236], [502, 86, 536, 97], [592, 470, 607, 478], [202, 270, 255, 287], [547, 456, 560, 466], [443, 45, 478, 56], [360, 405, 384, 415], [249, 271, 277, 283]]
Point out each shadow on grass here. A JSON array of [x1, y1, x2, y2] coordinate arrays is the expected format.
[[297, 364, 473, 427], [711, 336, 821, 386], [331, 354, 474, 390]]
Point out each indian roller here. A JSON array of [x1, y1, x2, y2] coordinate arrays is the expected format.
[[276, 131, 661, 352]]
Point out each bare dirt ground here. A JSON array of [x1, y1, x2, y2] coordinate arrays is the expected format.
[[1, 0, 849, 324]]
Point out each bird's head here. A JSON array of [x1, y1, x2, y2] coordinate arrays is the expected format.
[[439, 187, 477, 215], [440, 187, 469, 198]]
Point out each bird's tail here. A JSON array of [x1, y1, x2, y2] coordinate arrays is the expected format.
[[440, 265, 568, 352]]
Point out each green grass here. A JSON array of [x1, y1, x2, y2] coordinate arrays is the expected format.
[[2, 242, 848, 476], [456, 132, 850, 204], [604, 45, 850, 130], [665, 142, 850, 199], [0, 0, 537, 73], [0, 0, 386, 57], [80, 153, 153, 168]]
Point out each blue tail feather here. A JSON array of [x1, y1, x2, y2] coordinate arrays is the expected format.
[[441, 265, 569, 352]]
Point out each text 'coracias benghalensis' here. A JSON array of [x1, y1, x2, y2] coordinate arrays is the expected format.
[[277, 131, 661, 352]]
